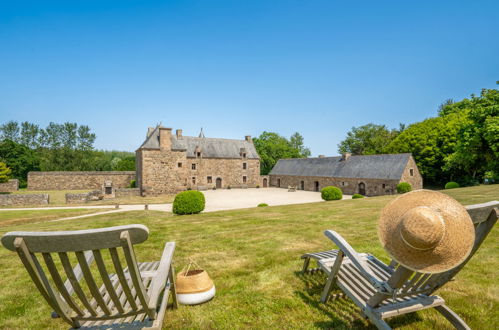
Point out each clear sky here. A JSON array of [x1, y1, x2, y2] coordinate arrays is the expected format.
[[1, 1, 498, 155]]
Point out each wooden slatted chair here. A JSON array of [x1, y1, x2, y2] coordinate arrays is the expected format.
[[300, 201, 498, 330], [1, 224, 177, 329]]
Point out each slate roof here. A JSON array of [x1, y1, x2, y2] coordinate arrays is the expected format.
[[269, 154, 412, 180], [138, 126, 259, 159]]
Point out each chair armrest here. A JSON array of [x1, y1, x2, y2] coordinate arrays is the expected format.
[[148, 242, 175, 310], [324, 230, 385, 290]]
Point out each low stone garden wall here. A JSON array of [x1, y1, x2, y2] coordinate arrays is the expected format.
[[0, 179, 19, 193], [65, 190, 103, 204], [115, 188, 140, 198], [0, 193, 49, 206], [28, 171, 135, 190]]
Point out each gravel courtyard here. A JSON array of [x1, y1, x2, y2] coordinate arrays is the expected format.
[[201, 187, 351, 212]]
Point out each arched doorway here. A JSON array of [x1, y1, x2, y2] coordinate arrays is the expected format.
[[263, 178, 268, 187], [358, 182, 366, 195], [300, 181, 305, 190], [216, 177, 222, 189]]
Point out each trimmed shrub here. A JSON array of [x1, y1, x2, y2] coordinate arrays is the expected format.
[[172, 191, 205, 215], [128, 179, 136, 188], [321, 186, 343, 201], [445, 181, 460, 189], [0, 162, 11, 184], [396, 182, 412, 194], [257, 203, 268, 207], [352, 193, 364, 199]]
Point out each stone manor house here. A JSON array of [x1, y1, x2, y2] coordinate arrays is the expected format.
[[269, 153, 422, 196], [136, 126, 264, 196]]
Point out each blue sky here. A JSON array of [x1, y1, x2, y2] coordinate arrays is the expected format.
[[1, 1, 498, 155]]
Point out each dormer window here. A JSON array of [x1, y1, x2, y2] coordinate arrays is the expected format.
[[242, 153, 246, 158], [197, 152, 201, 157]]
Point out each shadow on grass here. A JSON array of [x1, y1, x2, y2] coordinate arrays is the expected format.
[[294, 270, 424, 329]]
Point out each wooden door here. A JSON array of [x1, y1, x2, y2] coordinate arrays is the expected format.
[[216, 178, 222, 189], [359, 182, 366, 195]]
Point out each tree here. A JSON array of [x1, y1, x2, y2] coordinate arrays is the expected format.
[[0, 121, 20, 142], [385, 113, 467, 185], [253, 131, 311, 175], [442, 88, 499, 182], [0, 162, 11, 183], [338, 123, 399, 155], [0, 140, 40, 186], [19, 121, 41, 149]]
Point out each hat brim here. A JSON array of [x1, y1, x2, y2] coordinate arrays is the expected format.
[[378, 190, 474, 273]]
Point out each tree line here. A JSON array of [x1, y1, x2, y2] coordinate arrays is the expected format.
[[337, 86, 499, 186], [0, 121, 135, 187]]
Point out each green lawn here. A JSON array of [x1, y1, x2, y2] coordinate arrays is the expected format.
[[0, 208, 110, 227], [0, 185, 497, 329]]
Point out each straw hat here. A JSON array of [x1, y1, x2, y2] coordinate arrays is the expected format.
[[378, 189, 474, 273]]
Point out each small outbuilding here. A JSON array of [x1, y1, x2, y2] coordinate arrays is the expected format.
[[269, 153, 422, 196]]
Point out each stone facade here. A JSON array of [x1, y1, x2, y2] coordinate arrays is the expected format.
[[28, 171, 135, 190], [0, 193, 49, 206], [269, 154, 423, 196], [0, 179, 19, 192], [136, 126, 261, 196]]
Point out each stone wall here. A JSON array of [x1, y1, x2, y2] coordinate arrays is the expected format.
[[0, 193, 49, 206], [399, 156, 423, 190], [65, 190, 104, 204], [269, 174, 401, 196], [115, 188, 141, 198], [28, 171, 135, 190], [0, 179, 19, 192]]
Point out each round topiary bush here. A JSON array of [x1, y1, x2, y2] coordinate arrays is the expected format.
[[321, 186, 343, 201], [352, 193, 364, 199], [396, 182, 412, 194], [257, 203, 268, 207], [172, 191, 205, 215], [445, 181, 460, 189]]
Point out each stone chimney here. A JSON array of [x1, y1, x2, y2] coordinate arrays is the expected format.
[[342, 152, 352, 161], [245, 135, 252, 143], [147, 127, 155, 138], [158, 127, 172, 150], [318, 155, 325, 158], [176, 129, 183, 139]]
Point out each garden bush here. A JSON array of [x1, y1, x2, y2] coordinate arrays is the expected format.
[[352, 193, 364, 199], [172, 190, 205, 215], [396, 182, 412, 194], [445, 181, 460, 189], [257, 203, 268, 207], [321, 186, 342, 201], [128, 179, 136, 188]]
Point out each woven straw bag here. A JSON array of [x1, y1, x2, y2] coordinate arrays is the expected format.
[[176, 259, 215, 305]]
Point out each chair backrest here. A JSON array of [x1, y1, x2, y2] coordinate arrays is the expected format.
[[368, 201, 499, 307], [1, 224, 154, 328]]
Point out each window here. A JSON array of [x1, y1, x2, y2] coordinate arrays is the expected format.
[[242, 153, 246, 158], [192, 177, 196, 184], [243, 162, 247, 170], [197, 152, 201, 157], [192, 164, 196, 170], [243, 176, 247, 183], [207, 176, 212, 183], [178, 162, 182, 168], [410, 168, 414, 176], [382, 184, 386, 189], [342, 182, 345, 186]]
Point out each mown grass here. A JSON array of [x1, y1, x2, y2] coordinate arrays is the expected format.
[[5, 189, 174, 208], [0, 208, 110, 227], [0, 185, 497, 329]]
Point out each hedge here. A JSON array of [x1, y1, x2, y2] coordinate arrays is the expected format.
[[352, 193, 364, 199], [321, 186, 342, 201], [445, 181, 460, 189], [396, 182, 412, 194], [172, 190, 205, 215], [257, 203, 268, 207]]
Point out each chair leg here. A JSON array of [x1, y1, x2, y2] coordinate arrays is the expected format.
[[302, 257, 311, 273], [435, 305, 471, 330], [169, 264, 178, 309], [320, 273, 336, 303]]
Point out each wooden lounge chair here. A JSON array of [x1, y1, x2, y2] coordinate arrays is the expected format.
[[300, 201, 498, 330], [1, 224, 177, 329]]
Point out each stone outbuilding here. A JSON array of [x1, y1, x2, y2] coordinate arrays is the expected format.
[[136, 126, 261, 196], [269, 153, 422, 196]]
